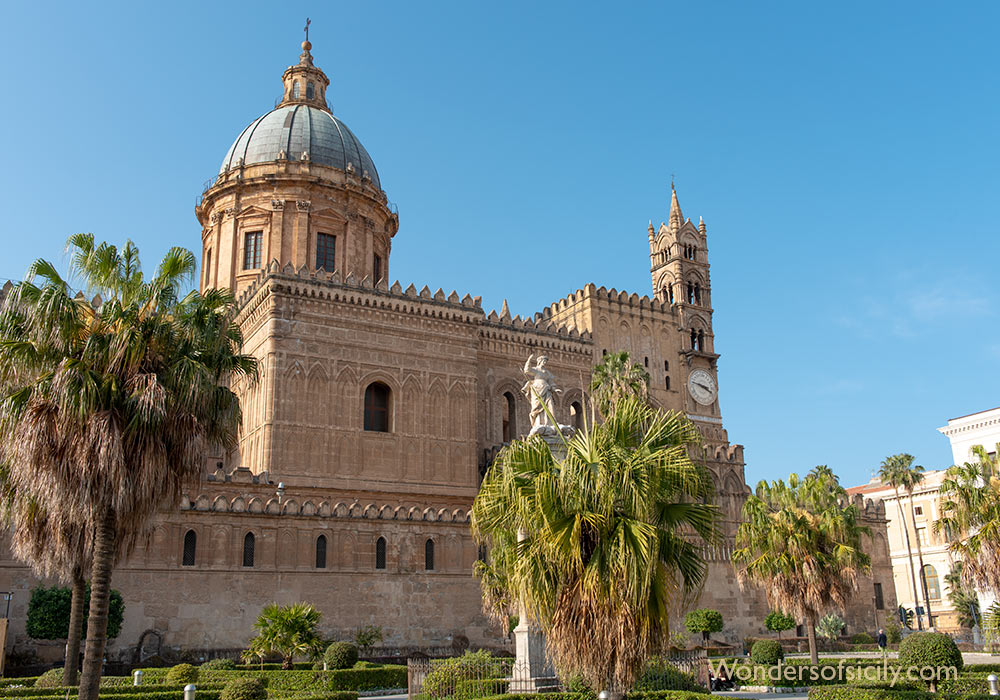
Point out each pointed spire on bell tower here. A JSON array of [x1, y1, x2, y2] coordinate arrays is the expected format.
[[698, 216, 706, 235], [668, 183, 684, 231]]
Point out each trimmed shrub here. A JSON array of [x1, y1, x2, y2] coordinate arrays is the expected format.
[[187, 667, 407, 693], [202, 658, 238, 670], [898, 632, 963, 676], [221, 676, 267, 700], [627, 693, 721, 700], [850, 633, 875, 645], [885, 623, 902, 644], [750, 639, 784, 666], [324, 642, 359, 670], [683, 609, 724, 643], [34, 669, 63, 688], [165, 663, 199, 685]]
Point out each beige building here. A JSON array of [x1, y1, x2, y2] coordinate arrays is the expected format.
[[0, 38, 895, 664], [848, 471, 960, 632]]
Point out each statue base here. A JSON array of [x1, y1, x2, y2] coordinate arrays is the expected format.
[[511, 619, 560, 693]]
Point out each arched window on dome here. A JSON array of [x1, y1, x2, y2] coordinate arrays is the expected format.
[[364, 383, 391, 432], [292, 81, 300, 99], [182, 530, 196, 567], [306, 82, 315, 99]]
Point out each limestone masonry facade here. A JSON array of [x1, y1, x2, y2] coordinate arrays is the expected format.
[[0, 40, 896, 663]]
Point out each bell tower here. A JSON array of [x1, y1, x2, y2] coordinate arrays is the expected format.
[[648, 185, 720, 421]]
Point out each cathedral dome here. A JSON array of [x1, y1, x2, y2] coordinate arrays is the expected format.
[[219, 105, 380, 189]]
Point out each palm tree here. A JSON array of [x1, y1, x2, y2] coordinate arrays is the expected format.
[[732, 467, 871, 664], [897, 458, 933, 628], [937, 444, 1000, 599], [589, 351, 650, 416], [945, 562, 980, 630], [878, 454, 925, 629], [0, 235, 256, 700], [242, 602, 324, 669], [472, 395, 719, 697]]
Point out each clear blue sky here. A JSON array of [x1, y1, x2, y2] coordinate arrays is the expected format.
[[2, 2, 997, 487]]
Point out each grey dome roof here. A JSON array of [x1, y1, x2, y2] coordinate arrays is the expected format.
[[219, 105, 380, 189]]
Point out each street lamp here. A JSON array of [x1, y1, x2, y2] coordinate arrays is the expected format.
[[276, 482, 285, 504]]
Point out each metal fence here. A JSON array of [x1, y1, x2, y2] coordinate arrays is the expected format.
[[407, 649, 709, 700]]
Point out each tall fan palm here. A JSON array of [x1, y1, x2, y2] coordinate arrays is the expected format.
[[589, 351, 650, 416], [937, 444, 1000, 598], [472, 395, 718, 696], [732, 467, 871, 664], [0, 234, 256, 700], [878, 454, 925, 629]]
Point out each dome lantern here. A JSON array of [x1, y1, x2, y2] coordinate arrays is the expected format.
[[278, 27, 331, 112]]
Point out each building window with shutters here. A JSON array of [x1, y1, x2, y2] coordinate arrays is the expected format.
[[425, 539, 435, 571], [242, 532, 255, 567], [315, 535, 327, 569], [243, 231, 262, 270], [316, 233, 336, 271], [182, 530, 196, 567], [375, 536, 387, 570]]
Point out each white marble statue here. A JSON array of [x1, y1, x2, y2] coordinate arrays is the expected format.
[[521, 354, 571, 436]]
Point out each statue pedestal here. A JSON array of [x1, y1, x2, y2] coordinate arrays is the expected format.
[[510, 617, 560, 692], [509, 430, 573, 693]]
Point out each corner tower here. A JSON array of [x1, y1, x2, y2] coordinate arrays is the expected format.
[[196, 38, 398, 296]]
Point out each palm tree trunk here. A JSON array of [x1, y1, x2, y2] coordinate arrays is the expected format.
[[78, 509, 116, 700], [806, 612, 819, 665], [64, 573, 86, 686], [895, 490, 922, 630], [909, 493, 934, 628]]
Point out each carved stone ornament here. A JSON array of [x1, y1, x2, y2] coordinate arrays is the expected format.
[[210, 211, 222, 224], [223, 207, 237, 219], [297, 200, 311, 212], [272, 199, 285, 210]]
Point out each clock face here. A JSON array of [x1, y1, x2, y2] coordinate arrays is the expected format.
[[687, 369, 717, 406]]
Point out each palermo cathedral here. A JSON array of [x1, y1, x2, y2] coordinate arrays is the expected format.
[[0, 39, 896, 663]]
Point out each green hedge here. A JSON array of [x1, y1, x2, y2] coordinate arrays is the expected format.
[[270, 693, 359, 700], [807, 686, 993, 700], [122, 666, 405, 693], [15, 693, 222, 700], [4, 685, 227, 697], [626, 692, 714, 700], [0, 677, 40, 688]]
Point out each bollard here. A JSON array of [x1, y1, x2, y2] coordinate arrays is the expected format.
[[133, 669, 143, 686], [598, 692, 610, 700], [184, 683, 196, 700], [987, 674, 998, 696]]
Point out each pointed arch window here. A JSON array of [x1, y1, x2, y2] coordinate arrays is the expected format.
[[375, 536, 387, 570], [687, 283, 695, 304], [502, 391, 516, 442], [242, 532, 255, 568], [698, 330, 705, 352], [182, 530, 197, 567], [315, 534, 327, 569], [425, 538, 435, 571], [364, 382, 391, 432]]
